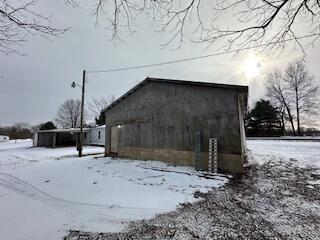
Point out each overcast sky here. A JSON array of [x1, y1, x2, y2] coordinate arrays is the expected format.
[[1, 1, 320, 126]]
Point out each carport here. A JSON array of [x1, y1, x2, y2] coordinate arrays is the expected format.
[[34, 128, 90, 148]]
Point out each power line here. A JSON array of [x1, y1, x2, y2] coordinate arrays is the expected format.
[[87, 34, 320, 74]]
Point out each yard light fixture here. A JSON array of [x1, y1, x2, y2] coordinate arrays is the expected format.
[[71, 70, 86, 157], [117, 124, 122, 129], [71, 81, 83, 89]]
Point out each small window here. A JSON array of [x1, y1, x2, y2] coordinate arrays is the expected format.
[[84, 133, 87, 139], [98, 131, 101, 139]]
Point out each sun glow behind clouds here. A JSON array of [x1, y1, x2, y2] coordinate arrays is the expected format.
[[242, 54, 262, 79]]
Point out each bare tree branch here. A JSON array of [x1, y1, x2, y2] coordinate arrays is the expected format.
[[0, 0, 70, 54], [90, 0, 320, 53], [2, 1, 319, 55]]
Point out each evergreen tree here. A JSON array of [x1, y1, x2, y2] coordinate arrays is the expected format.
[[39, 121, 57, 130], [246, 100, 283, 137], [95, 110, 105, 126]]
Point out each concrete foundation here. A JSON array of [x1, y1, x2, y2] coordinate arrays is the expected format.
[[115, 146, 244, 173], [118, 146, 194, 166]]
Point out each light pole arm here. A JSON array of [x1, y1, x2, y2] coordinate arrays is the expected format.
[[71, 81, 83, 89]]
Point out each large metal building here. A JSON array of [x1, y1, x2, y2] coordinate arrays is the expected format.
[[103, 78, 248, 173]]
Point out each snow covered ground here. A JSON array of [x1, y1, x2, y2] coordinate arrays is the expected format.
[[0, 139, 106, 171], [247, 139, 320, 168], [66, 139, 320, 240], [0, 140, 226, 240]]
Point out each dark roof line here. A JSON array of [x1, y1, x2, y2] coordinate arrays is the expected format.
[[102, 77, 248, 113]]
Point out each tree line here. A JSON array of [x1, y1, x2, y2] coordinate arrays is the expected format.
[[0, 123, 34, 139], [246, 60, 319, 137], [0, 96, 114, 139]]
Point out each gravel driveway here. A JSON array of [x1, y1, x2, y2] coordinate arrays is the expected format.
[[65, 157, 320, 240]]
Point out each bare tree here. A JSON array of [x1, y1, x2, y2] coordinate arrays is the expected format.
[[87, 96, 115, 119], [0, 0, 71, 54], [91, 0, 320, 52], [280, 105, 288, 134], [55, 99, 82, 128], [283, 60, 319, 135], [265, 69, 296, 135], [266, 61, 319, 135], [87, 96, 116, 126]]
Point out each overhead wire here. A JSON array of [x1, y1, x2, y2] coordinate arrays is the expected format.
[[87, 33, 320, 74]]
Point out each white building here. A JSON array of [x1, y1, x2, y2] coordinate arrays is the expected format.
[[88, 125, 105, 146], [0, 135, 10, 142]]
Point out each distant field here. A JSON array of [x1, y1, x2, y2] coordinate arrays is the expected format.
[[247, 136, 320, 141]]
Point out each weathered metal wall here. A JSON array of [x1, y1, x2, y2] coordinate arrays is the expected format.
[[37, 132, 54, 147], [105, 81, 245, 173]]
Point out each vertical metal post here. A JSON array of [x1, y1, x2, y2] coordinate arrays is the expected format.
[[79, 70, 86, 157], [209, 138, 218, 173], [194, 131, 201, 171], [53, 132, 56, 148], [208, 138, 212, 173]]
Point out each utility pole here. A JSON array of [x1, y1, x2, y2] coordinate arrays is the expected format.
[[79, 70, 86, 157], [71, 70, 86, 157]]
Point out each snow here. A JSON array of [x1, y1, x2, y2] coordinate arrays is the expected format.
[[0, 185, 67, 240], [0, 139, 227, 240], [247, 139, 320, 168], [0, 139, 105, 171], [247, 136, 320, 140], [0, 139, 32, 150]]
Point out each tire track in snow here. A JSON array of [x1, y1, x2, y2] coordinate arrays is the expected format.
[[0, 172, 168, 221]]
